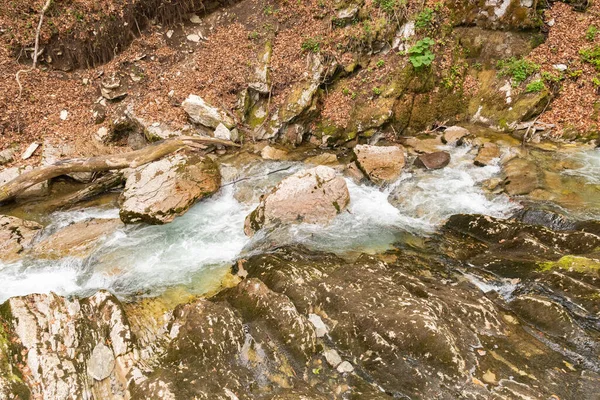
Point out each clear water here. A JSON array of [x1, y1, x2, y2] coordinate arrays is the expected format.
[[0, 145, 552, 302]]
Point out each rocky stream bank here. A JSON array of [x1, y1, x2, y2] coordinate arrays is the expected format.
[[1, 0, 600, 399]]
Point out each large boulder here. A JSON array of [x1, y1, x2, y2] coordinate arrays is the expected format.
[[244, 166, 349, 236], [353, 144, 405, 185], [0, 215, 42, 262], [0, 291, 135, 400], [119, 152, 221, 224], [182, 94, 235, 129]]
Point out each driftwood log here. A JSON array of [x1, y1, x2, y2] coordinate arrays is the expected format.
[[0, 136, 240, 203]]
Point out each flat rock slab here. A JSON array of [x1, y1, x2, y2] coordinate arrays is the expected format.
[[119, 152, 221, 224], [354, 144, 405, 185], [0, 215, 42, 262], [413, 151, 451, 170], [32, 218, 123, 259], [244, 166, 349, 236]]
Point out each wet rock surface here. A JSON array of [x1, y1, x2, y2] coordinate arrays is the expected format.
[[353, 144, 405, 185], [0, 215, 42, 263], [244, 166, 349, 236], [119, 151, 221, 224]]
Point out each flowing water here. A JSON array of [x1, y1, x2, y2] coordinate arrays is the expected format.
[[0, 145, 598, 303]]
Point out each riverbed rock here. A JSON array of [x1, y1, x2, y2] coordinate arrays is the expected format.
[[0, 291, 135, 399], [32, 218, 122, 259], [443, 214, 600, 261], [261, 145, 289, 160], [119, 152, 220, 224], [182, 94, 235, 129], [0, 215, 42, 262], [474, 142, 500, 166], [244, 166, 349, 236], [442, 126, 470, 145], [501, 157, 541, 195], [413, 151, 451, 170], [353, 144, 405, 185]]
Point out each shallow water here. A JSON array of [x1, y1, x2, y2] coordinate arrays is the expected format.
[[0, 144, 596, 302]]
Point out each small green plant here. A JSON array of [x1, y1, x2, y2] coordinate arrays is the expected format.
[[568, 69, 583, 79], [248, 31, 259, 40], [376, 59, 385, 68], [263, 5, 277, 15], [580, 46, 600, 70], [342, 87, 350, 95], [593, 76, 600, 87], [415, 7, 434, 30], [525, 79, 545, 93], [373, 87, 382, 95], [541, 71, 563, 83], [497, 57, 540, 87], [408, 37, 435, 69], [472, 62, 483, 71], [374, 0, 404, 14], [586, 25, 598, 41], [351, 92, 357, 100], [301, 37, 321, 53]]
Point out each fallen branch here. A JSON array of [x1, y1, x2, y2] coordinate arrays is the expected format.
[[44, 172, 124, 211], [15, 0, 53, 99], [0, 135, 240, 203]]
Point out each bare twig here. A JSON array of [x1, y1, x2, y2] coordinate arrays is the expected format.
[[15, 0, 53, 99]]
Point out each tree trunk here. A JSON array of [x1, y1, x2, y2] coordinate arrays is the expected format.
[[0, 136, 239, 203]]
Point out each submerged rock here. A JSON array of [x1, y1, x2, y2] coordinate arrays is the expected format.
[[0, 215, 41, 262], [244, 166, 349, 236], [353, 144, 405, 185], [32, 218, 122, 259], [119, 152, 220, 224], [413, 151, 450, 170]]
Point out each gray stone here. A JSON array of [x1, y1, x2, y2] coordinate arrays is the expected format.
[[21, 142, 39, 160], [337, 361, 354, 374], [0, 166, 48, 198], [88, 343, 115, 381], [354, 144, 405, 185], [244, 166, 350, 236], [182, 94, 235, 129], [324, 349, 342, 367], [308, 314, 328, 337], [0, 148, 16, 165], [442, 126, 470, 145], [119, 152, 220, 224], [214, 123, 232, 141]]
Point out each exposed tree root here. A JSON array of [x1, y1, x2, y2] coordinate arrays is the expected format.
[[0, 136, 240, 203]]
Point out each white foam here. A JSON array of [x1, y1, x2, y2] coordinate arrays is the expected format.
[[563, 148, 600, 185], [0, 147, 520, 301]]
